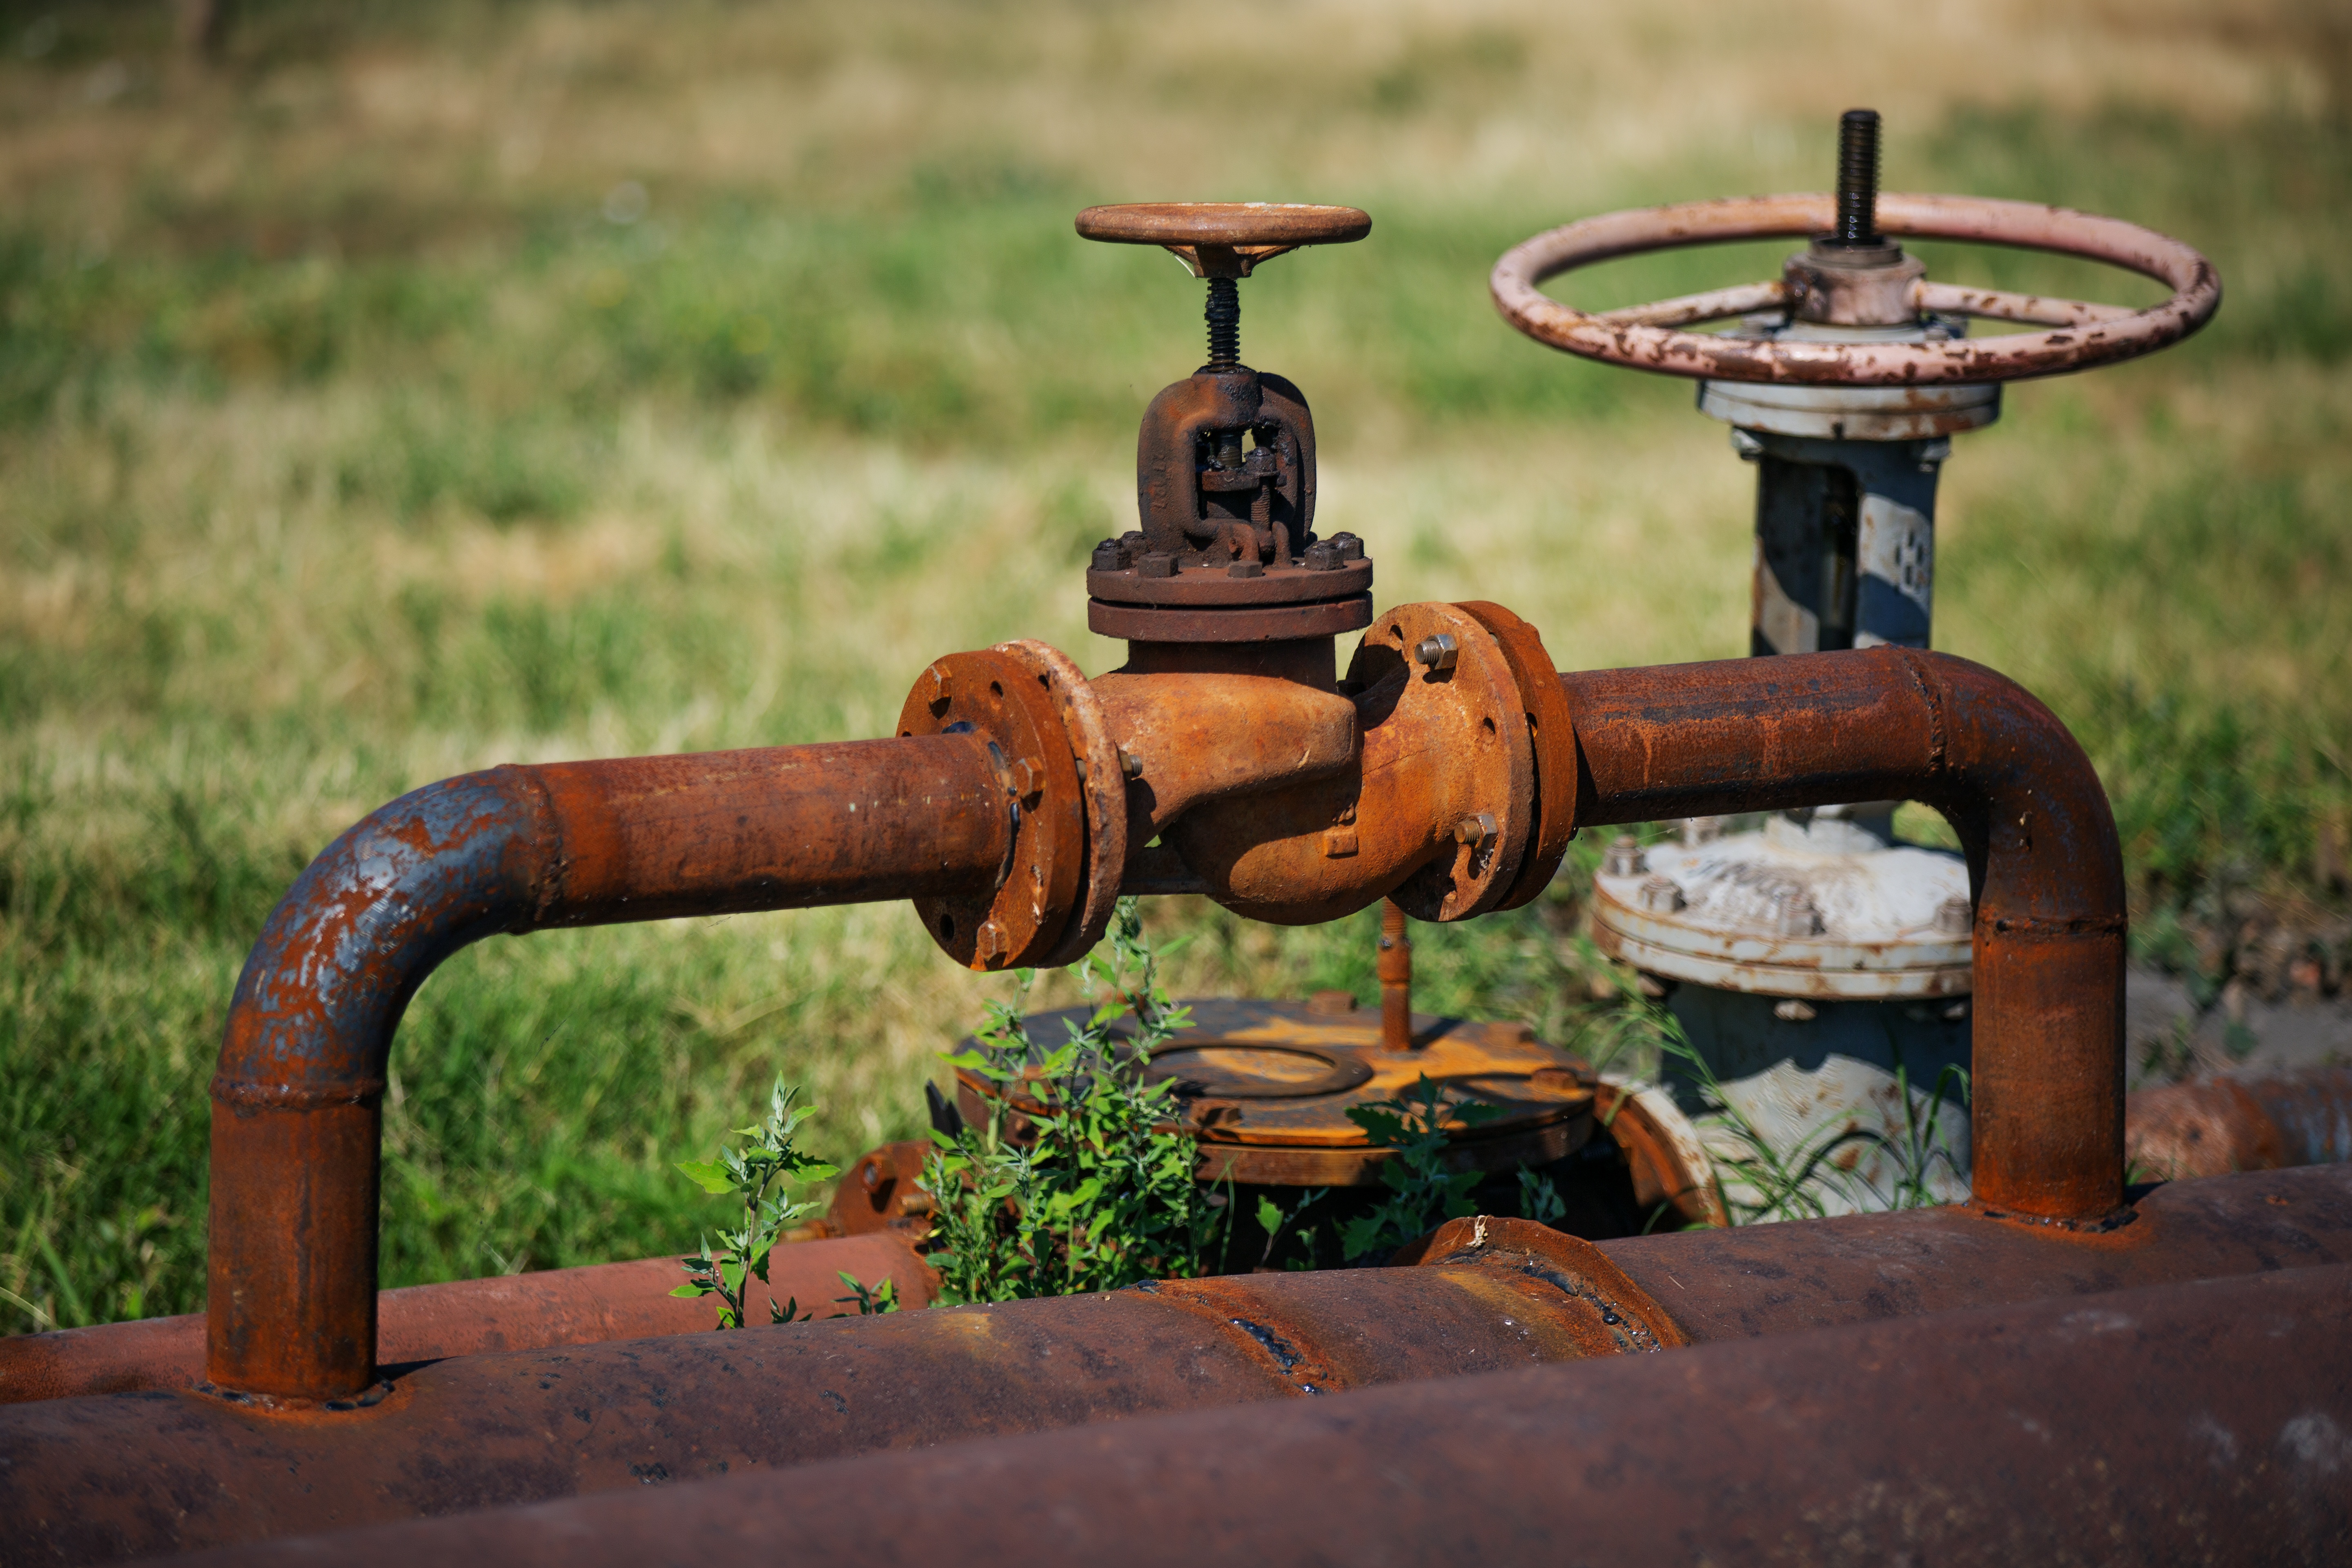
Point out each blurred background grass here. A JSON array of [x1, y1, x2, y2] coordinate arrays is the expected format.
[[2, 0, 2346, 1332]]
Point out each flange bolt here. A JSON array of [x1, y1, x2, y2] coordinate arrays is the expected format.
[[1091, 539, 1131, 572], [1604, 835, 1646, 877]]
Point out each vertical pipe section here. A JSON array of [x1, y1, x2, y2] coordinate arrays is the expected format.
[[1557, 647, 2126, 1224], [1378, 898, 1414, 1051], [209, 735, 1011, 1401]]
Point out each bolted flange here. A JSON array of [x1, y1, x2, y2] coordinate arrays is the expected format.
[[896, 648, 1088, 969]]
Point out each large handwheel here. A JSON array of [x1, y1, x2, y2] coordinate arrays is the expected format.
[[1491, 192, 2220, 385]]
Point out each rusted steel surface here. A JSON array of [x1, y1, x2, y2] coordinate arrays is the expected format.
[[188, 1259, 2352, 1568], [1377, 897, 1413, 1051], [1074, 202, 1369, 279], [893, 648, 1085, 971], [1091, 669, 1357, 845], [820, 1141, 937, 1238], [1599, 1159, 2352, 1341], [208, 735, 1011, 1403], [0, 1232, 1673, 1564], [1172, 603, 1537, 924], [1559, 646, 2126, 1225], [1491, 191, 2220, 384], [1454, 601, 1578, 908], [0, 1234, 933, 1408], [2128, 1067, 2352, 1182], [999, 639, 1129, 968]]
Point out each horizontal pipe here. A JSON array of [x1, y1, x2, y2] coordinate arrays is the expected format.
[[0, 1233, 933, 1407], [0, 1229, 1678, 1563], [2127, 1066, 2352, 1181], [208, 736, 1010, 1401], [10, 1165, 2349, 1563], [1559, 647, 2127, 1225], [180, 1260, 2352, 1568]]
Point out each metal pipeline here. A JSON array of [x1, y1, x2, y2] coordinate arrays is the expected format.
[[8, 1165, 2348, 1564], [2128, 1066, 2352, 1182], [0, 1232, 933, 1406], [172, 1251, 2352, 1567], [206, 737, 1011, 1402], [1559, 646, 2127, 1225]]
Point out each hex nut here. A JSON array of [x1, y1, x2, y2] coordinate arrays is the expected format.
[[1415, 633, 1460, 671], [1008, 757, 1044, 804], [975, 920, 1009, 962], [1604, 835, 1646, 877], [1636, 875, 1686, 913], [1330, 531, 1364, 561], [923, 664, 953, 714], [1935, 895, 1973, 936], [1140, 553, 1176, 579], [1453, 813, 1497, 847], [1228, 559, 1264, 579], [1090, 539, 1130, 572], [1303, 541, 1344, 571]]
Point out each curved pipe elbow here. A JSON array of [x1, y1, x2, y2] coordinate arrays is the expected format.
[[208, 736, 1009, 1400], [1559, 646, 2126, 1225]]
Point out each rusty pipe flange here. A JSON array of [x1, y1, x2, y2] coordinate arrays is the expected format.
[[995, 640, 1128, 969], [1490, 192, 2220, 386], [1454, 602, 1577, 910], [897, 649, 1087, 969], [1357, 604, 1536, 922]]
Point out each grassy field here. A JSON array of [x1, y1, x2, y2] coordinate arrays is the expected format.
[[2, 0, 2347, 1333]]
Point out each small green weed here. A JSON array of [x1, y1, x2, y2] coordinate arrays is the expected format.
[[922, 900, 1222, 1303], [1337, 1076, 1503, 1261], [672, 1077, 838, 1327]]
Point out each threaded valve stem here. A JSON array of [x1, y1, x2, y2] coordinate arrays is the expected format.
[[1835, 109, 1882, 246], [1205, 276, 1241, 370]]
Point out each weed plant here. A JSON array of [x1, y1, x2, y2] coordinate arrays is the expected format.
[[671, 1078, 836, 1327]]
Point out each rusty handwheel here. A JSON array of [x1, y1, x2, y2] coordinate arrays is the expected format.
[[1490, 192, 2218, 386]]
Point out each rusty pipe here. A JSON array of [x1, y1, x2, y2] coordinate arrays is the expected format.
[[10, 1166, 2348, 1562], [0, 1232, 935, 1408], [207, 736, 1011, 1403], [1378, 897, 1413, 1050], [1559, 646, 2127, 1225], [2127, 1067, 2352, 1182], [235, 1261, 2352, 1568]]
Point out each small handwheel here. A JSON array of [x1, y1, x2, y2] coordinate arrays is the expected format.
[[1077, 202, 1370, 278], [1490, 191, 2219, 386]]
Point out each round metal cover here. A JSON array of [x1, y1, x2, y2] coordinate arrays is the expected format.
[[1591, 823, 1972, 999], [1143, 1044, 1372, 1100]]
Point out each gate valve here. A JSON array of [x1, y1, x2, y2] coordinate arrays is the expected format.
[[1075, 203, 1376, 644]]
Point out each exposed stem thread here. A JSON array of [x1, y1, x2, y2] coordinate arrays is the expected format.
[[1205, 276, 1241, 370], [1835, 108, 1882, 246]]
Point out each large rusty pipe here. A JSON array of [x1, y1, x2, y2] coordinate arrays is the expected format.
[[207, 737, 1011, 1402], [9, 1166, 2349, 1563], [177, 1261, 2352, 1568], [0, 1232, 934, 1407], [1558, 647, 2127, 1224]]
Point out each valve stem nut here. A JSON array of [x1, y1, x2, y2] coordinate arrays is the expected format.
[[1414, 633, 1459, 671], [1139, 552, 1177, 579], [1091, 539, 1131, 572]]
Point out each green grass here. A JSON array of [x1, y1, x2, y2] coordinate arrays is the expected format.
[[3, 0, 2348, 1333]]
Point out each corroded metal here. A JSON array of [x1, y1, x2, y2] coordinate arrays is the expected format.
[[1491, 192, 2221, 384], [0, 1223, 1675, 1562], [0, 1232, 934, 1407], [205, 737, 1013, 1403], [1559, 646, 2127, 1225], [80, 1167, 2352, 1567], [2127, 1067, 2352, 1182]]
